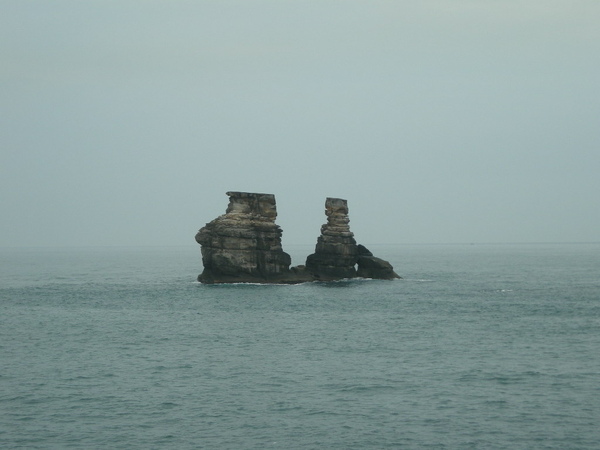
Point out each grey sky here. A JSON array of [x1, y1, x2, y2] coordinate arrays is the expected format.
[[2, 1, 599, 248]]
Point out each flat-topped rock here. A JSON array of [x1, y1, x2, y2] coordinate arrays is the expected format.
[[195, 192, 292, 283], [224, 191, 277, 219]]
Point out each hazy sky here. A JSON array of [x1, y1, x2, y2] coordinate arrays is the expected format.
[[2, 0, 599, 247]]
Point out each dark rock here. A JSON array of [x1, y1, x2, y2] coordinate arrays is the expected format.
[[357, 255, 401, 280], [281, 265, 314, 283], [357, 244, 373, 256]]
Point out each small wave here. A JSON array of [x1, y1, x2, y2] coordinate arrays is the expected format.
[[339, 384, 397, 393], [305, 409, 344, 416], [205, 282, 293, 287], [159, 402, 179, 409], [15, 416, 35, 421], [272, 404, 303, 412]]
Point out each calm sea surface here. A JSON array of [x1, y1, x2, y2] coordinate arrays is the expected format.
[[1, 244, 599, 449]]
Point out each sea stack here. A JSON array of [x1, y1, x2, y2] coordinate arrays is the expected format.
[[195, 192, 292, 283], [195, 192, 400, 283], [305, 198, 401, 281], [305, 198, 359, 280]]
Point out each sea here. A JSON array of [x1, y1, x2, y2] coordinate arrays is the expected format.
[[1, 243, 599, 449]]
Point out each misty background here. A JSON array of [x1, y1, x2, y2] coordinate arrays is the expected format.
[[2, 1, 599, 249]]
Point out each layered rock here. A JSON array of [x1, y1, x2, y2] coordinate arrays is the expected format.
[[195, 192, 400, 283], [305, 198, 359, 280], [195, 192, 292, 283]]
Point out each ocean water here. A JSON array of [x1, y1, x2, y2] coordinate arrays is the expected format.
[[1, 243, 599, 449]]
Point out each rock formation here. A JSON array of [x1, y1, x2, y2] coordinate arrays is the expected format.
[[305, 198, 400, 281], [195, 192, 292, 283], [195, 192, 400, 283], [356, 244, 400, 280], [305, 198, 359, 280]]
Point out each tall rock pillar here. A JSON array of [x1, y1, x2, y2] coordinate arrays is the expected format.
[[305, 197, 359, 280]]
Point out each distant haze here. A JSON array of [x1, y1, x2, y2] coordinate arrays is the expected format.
[[2, 1, 599, 247]]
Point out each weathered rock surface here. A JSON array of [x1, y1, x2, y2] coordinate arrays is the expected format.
[[195, 192, 400, 283], [305, 198, 400, 280], [305, 198, 359, 280], [195, 192, 292, 283]]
